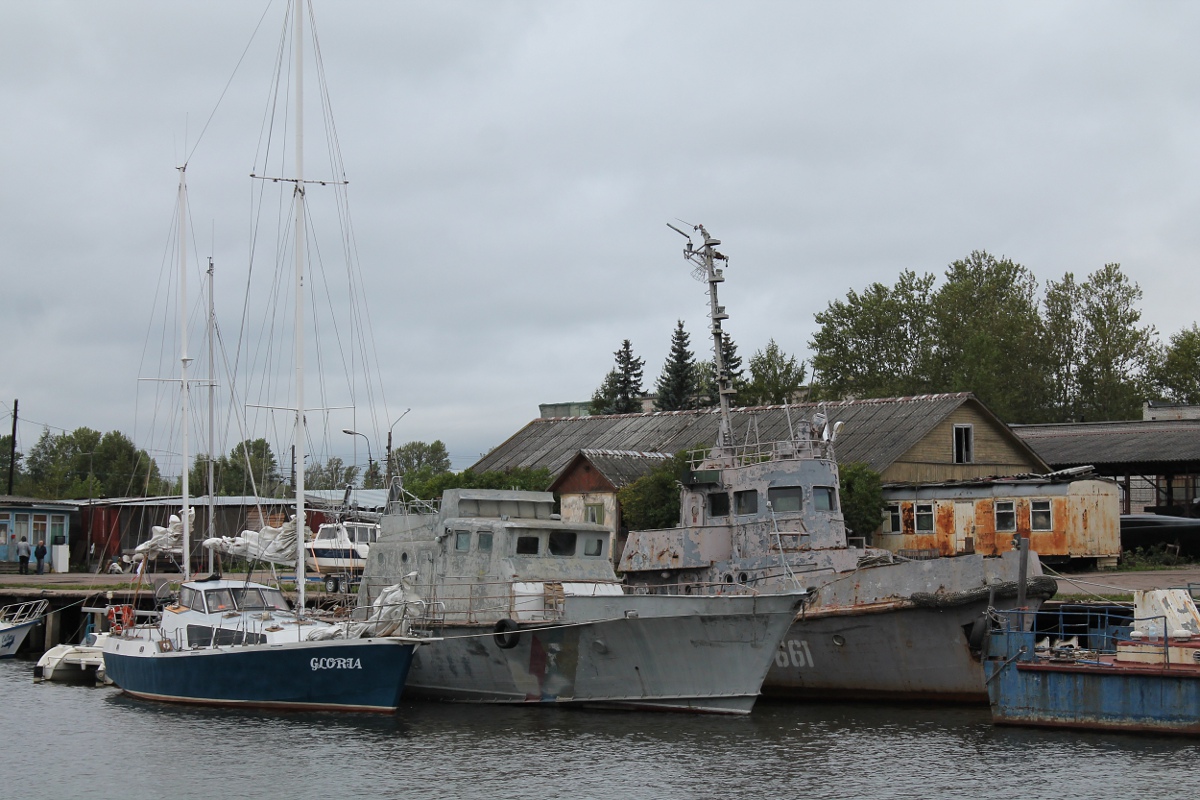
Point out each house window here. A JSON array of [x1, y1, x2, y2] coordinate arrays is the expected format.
[[734, 490, 758, 515], [515, 536, 540, 555], [953, 425, 974, 464], [33, 514, 47, 543], [50, 515, 65, 544], [1031, 500, 1052, 531], [454, 531, 471, 552], [708, 493, 730, 517], [995, 501, 1016, 532], [584, 504, 605, 525], [767, 486, 803, 513], [813, 487, 838, 512], [915, 503, 934, 532], [478, 531, 493, 552], [885, 504, 902, 533], [548, 531, 577, 556]]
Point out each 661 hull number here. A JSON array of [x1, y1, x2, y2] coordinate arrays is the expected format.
[[775, 639, 815, 668]]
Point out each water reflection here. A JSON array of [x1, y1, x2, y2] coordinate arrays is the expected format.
[[6, 659, 1199, 800]]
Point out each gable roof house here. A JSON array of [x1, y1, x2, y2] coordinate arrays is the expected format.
[[475, 393, 1048, 483]]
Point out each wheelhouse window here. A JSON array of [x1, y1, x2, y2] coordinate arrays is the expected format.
[[316, 526, 337, 540], [584, 504, 605, 525], [478, 531, 493, 552], [232, 587, 289, 611], [180, 587, 203, 612], [767, 486, 803, 513], [915, 503, 934, 532], [582, 536, 605, 557], [734, 490, 758, 515], [548, 531, 577, 556], [1031, 500, 1052, 531], [205, 589, 235, 612], [953, 424, 974, 464], [455, 530, 471, 552], [515, 535, 540, 555], [708, 492, 731, 517], [885, 503, 902, 533], [995, 501, 1016, 532], [813, 487, 838, 512]]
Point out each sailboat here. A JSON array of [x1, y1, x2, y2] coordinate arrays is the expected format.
[[101, 1, 423, 713]]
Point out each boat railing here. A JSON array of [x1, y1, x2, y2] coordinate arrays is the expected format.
[[0, 599, 49, 626], [987, 605, 1186, 667], [687, 436, 834, 469], [625, 580, 765, 598]]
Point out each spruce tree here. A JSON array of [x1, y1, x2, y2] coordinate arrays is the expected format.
[[612, 340, 645, 414], [654, 321, 699, 411]]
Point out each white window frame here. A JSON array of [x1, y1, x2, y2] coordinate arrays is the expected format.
[[953, 424, 974, 464], [915, 503, 934, 532], [1030, 499, 1052, 532], [994, 500, 1016, 532]]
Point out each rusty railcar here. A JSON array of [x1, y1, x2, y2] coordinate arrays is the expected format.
[[877, 472, 1120, 566]]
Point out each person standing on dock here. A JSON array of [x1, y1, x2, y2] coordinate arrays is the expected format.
[[33, 540, 46, 575], [16, 537, 30, 574]]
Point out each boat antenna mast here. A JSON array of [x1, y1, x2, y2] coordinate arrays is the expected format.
[[668, 221, 733, 452]]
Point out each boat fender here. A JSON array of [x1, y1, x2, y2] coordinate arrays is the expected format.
[[493, 618, 521, 649], [966, 614, 988, 650]]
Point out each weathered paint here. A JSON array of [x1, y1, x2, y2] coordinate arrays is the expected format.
[[878, 477, 1120, 562]]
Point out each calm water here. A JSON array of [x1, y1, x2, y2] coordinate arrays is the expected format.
[[5, 657, 1198, 800]]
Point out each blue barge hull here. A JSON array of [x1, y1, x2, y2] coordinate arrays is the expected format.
[[984, 615, 1200, 734], [104, 637, 416, 713]]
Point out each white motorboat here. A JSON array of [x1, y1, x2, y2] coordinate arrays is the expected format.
[[0, 600, 48, 659]]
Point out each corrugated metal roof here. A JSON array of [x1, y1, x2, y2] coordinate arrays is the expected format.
[[1013, 420, 1200, 467], [472, 393, 1011, 477]]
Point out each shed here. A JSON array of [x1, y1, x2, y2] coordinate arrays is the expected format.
[[0, 496, 75, 573]]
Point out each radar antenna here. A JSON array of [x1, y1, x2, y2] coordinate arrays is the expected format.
[[669, 221, 733, 450]]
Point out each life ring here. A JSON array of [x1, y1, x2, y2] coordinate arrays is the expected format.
[[107, 604, 134, 632], [493, 618, 521, 650]]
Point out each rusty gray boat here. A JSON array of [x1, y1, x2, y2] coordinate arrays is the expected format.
[[360, 488, 807, 714], [618, 224, 1056, 702]]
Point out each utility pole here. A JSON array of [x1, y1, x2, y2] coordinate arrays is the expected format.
[[7, 399, 17, 495]]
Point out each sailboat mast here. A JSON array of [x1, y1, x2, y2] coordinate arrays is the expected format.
[[206, 256, 216, 573], [178, 165, 192, 581], [293, 0, 307, 614]]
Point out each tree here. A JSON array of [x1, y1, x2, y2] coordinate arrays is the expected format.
[[1043, 273, 1084, 421], [401, 466, 552, 501], [927, 251, 1048, 423], [590, 340, 645, 414], [1155, 324, 1200, 404], [23, 427, 162, 500], [305, 456, 359, 490], [1076, 263, 1157, 421], [223, 439, 283, 496], [698, 332, 746, 407], [654, 321, 699, 411], [809, 270, 935, 400], [616, 453, 686, 530], [839, 462, 885, 540], [389, 440, 451, 478], [362, 460, 385, 489], [742, 339, 806, 406]]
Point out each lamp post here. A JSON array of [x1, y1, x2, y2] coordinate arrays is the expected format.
[[342, 428, 373, 486], [385, 408, 411, 486]]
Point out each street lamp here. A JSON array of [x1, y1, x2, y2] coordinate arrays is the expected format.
[[385, 408, 411, 485], [341, 429, 373, 484]]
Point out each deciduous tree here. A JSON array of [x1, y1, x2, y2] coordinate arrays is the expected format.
[[742, 339, 806, 406]]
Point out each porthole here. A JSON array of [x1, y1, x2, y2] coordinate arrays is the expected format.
[[832, 634, 846, 647], [738, 572, 748, 584], [401, 552, 409, 563]]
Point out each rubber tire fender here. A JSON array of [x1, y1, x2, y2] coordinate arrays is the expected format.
[[493, 618, 521, 650]]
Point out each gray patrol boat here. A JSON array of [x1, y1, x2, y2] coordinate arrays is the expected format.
[[618, 225, 1056, 702], [360, 488, 807, 713]]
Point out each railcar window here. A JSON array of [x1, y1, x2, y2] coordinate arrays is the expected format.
[[915, 503, 934, 532], [995, 501, 1016, 532], [1031, 500, 1052, 531]]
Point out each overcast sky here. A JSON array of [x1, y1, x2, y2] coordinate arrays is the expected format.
[[2, 1, 1198, 479]]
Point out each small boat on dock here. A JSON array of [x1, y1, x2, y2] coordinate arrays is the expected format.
[[983, 589, 1200, 734], [0, 599, 49, 659]]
